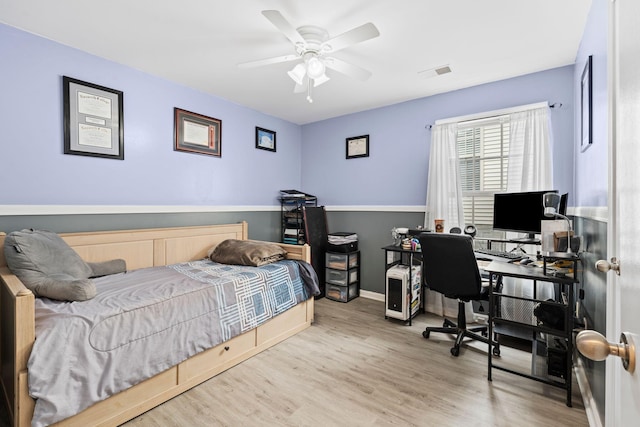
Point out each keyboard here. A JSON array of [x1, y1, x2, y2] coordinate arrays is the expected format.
[[474, 248, 525, 262]]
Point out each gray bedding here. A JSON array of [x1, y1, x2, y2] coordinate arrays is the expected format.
[[28, 259, 319, 427]]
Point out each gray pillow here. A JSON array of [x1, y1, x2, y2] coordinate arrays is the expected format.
[[209, 239, 286, 267], [4, 229, 126, 301]]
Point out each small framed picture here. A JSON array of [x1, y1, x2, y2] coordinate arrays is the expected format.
[[63, 76, 124, 160], [255, 127, 276, 152], [174, 108, 221, 157], [346, 135, 369, 159]]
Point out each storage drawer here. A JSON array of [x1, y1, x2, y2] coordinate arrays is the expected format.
[[326, 267, 358, 285], [325, 252, 359, 270], [325, 283, 359, 303], [348, 282, 359, 300]]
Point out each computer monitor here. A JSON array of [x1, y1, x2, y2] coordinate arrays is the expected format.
[[492, 190, 558, 243]]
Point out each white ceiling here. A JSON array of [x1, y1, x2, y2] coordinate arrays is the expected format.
[[1, 0, 592, 125]]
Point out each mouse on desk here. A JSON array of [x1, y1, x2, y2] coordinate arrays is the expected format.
[[520, 258, 534, 265]]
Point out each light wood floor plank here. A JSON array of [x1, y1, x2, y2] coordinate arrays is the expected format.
[[121, 297, 588, 427]]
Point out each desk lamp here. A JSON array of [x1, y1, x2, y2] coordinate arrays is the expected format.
[[543, 192, 573, 254]]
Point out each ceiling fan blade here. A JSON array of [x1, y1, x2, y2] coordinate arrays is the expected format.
[[238, 54, 299, 69], [324, 57, 372, 81], [322, 23, 380, 53], [262, 10, 306, 46]]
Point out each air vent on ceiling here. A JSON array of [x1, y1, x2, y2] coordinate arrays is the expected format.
[[418, 64, 452, 79]]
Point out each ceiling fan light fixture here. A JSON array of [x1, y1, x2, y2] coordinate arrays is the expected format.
[[306, 56, 326, 80], [251, 10, 379, 103], [313, 73, 330, 87], [287, 63, 306, 85]]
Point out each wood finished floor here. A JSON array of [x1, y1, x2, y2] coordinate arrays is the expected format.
[[122, 297, 589, 427]]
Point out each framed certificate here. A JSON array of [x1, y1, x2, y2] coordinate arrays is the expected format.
[[63, 76, 124, 160], [174, 108, 221, 157], [346, 134, 369, 159]]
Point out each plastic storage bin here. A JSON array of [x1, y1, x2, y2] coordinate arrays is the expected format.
[[326, 268, 359, 286], [326, 252, 359, 270], [326, 283, 359, 303], [325, 250, 360, 303]]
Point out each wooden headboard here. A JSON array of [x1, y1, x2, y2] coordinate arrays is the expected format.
[[0, 222, 310, 269]]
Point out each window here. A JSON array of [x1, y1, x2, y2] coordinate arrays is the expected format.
[[457, 115, 510, 238]]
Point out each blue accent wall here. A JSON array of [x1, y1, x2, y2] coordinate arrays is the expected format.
[[0, 23, 302, 207], [574, 0, 608, 207], [301, 67, 576, 206], [1, 22, 585, 210]]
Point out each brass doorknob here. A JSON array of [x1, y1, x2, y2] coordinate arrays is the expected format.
[[576, 330, 635, 373], [595, 257, 620, 275]]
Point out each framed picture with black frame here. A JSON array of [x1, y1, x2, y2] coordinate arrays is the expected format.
[[346, 134, 369, 159], [255, 127, 276, 152], [63, 76, 124, 160], [580, 55, 593, 152], [174, 108, 221, 157]]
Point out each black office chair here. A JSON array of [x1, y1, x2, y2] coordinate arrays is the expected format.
[[418, 233, 500, 357]]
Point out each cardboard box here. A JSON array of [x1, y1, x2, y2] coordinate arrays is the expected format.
[[541, 220, 568, 252], [553, 231, 580, 252]]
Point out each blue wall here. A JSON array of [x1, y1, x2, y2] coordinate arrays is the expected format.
[[302, 67, 576, 207], [2, 15, 608, 212], [574, 0, 608, 207], [0, 23, 302, 207]]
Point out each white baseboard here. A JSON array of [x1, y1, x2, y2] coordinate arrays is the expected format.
[[359, 289, 384, 302], [574, 357, 603, 427]]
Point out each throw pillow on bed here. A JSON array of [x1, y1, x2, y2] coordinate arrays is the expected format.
[[209, 239, 286, 267], [3, 229, 126, 301]]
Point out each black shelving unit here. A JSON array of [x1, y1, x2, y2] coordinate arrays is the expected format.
[[485, 254, 580, 407], [279, 191, 317, 245]]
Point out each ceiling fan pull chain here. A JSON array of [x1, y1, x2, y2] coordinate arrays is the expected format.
[[306, 77, 313, 103]]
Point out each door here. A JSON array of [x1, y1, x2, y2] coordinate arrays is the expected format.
[[607, 0, 640, 425]]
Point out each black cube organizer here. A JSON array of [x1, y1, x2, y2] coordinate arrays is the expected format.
[[279, 190, 317, 245], [325, 250, 360, 303]]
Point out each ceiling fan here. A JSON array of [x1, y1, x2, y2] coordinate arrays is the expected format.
[[238, 10, 380, 102]]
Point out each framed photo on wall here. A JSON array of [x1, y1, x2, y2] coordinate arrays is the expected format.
[[174, 108, 221, 157], [580, 55, 593, 152], [63, 76, 124, 160], [346, 134, 369, 159], [255, 127, 276, 152]]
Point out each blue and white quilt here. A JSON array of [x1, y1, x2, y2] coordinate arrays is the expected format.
[[28, 259, 319, 427]]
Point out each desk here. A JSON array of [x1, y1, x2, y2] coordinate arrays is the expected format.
[[485, 257, 579, 407]]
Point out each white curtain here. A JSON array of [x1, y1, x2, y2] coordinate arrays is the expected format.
[[424, 122, 469, 319], [503, 105, 555, 318], [507, 106, 553, 191], [424, 123, 465, 230], [424, 105, 554, 320]]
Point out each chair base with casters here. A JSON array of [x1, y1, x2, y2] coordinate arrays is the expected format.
[[418, 232, 503, 357], [422, 299, 500, 357]]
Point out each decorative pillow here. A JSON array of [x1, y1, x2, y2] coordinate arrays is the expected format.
[[209, 239, 286, 267], [87, 259, 127, 278], [3, 229, 126, 301]]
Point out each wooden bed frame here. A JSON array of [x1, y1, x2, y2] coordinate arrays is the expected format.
[[0, 222, 314, 427]]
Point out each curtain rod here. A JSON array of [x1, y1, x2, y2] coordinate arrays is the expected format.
[[425, 101, 562, 130]]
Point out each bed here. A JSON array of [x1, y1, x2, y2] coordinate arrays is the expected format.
[[0, 222, 316, 427]]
